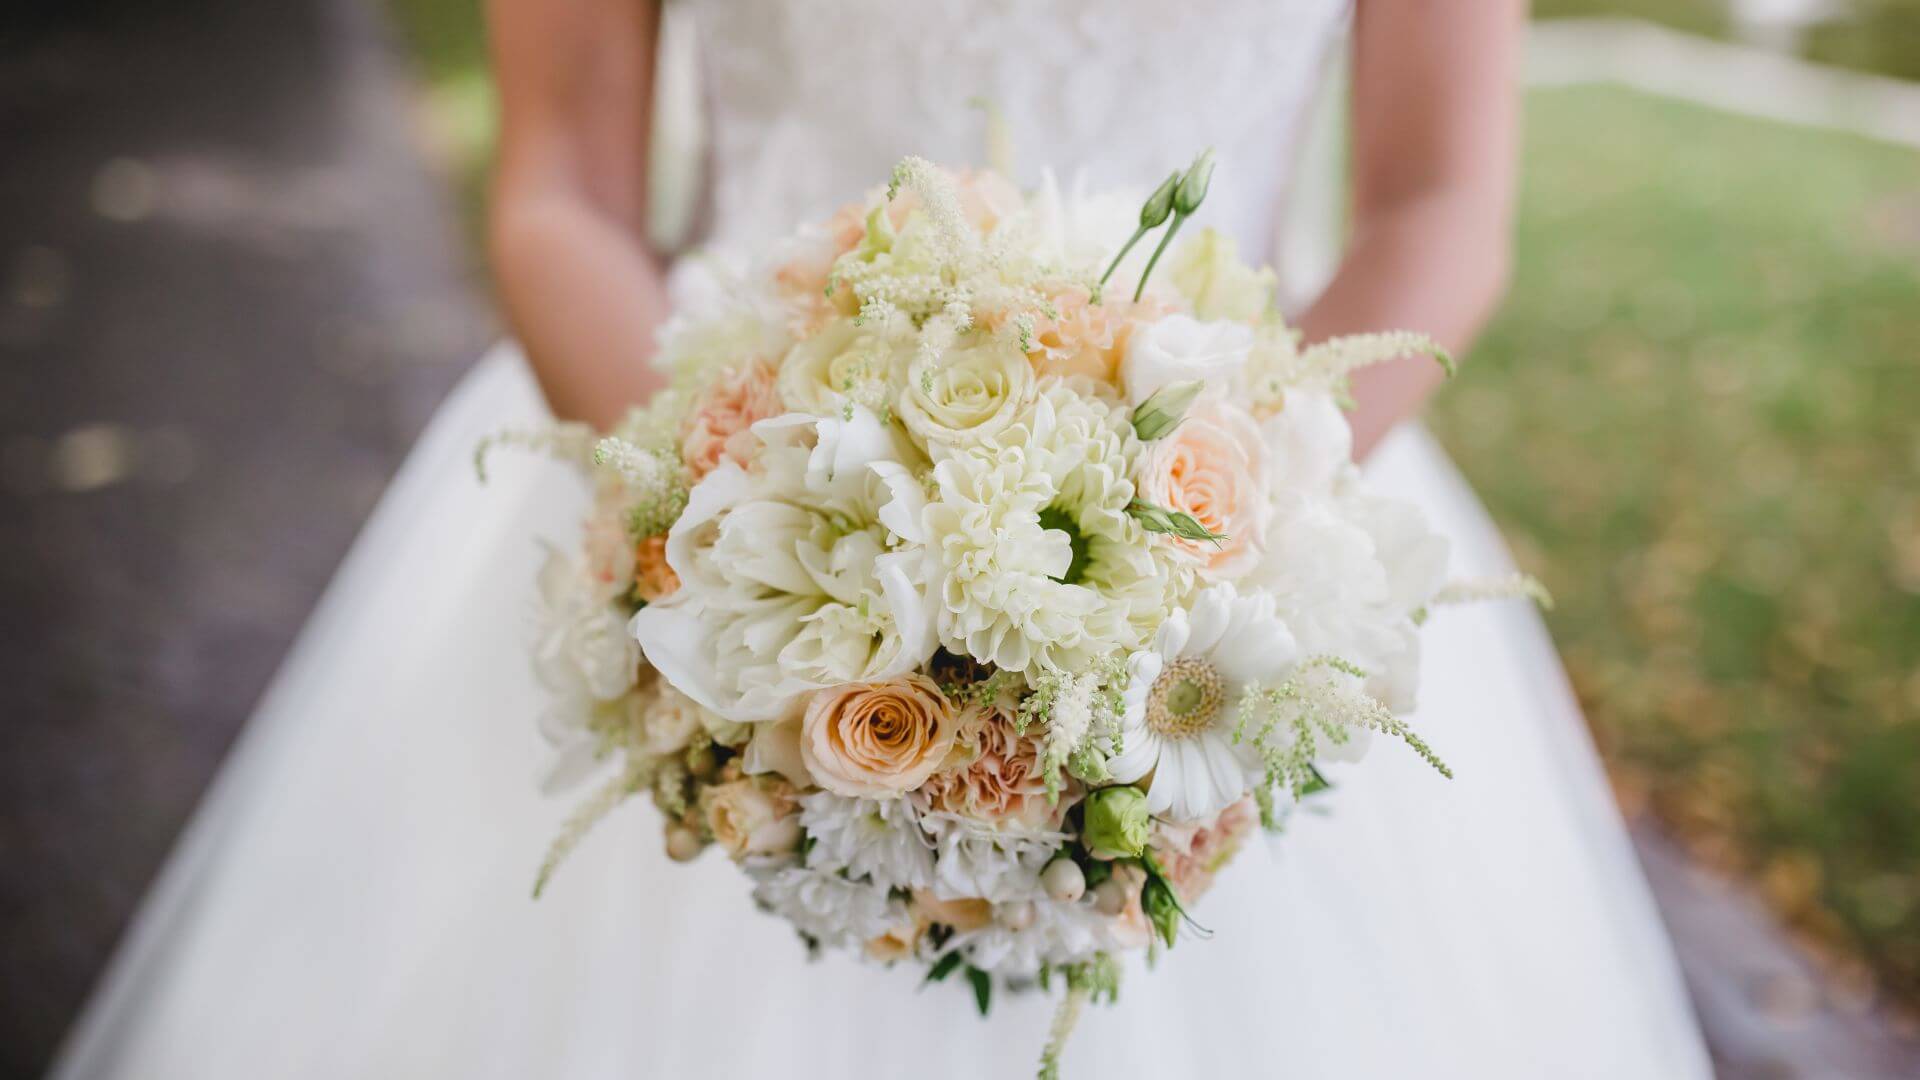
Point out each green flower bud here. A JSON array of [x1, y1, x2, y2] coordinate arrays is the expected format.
[[1174, 149, 1216, 216], [1141, 872, 1182, 947], [1130, 379, 1205, 440], [1140, 170, 1181, 229], [1082, 785, 1152, 859]]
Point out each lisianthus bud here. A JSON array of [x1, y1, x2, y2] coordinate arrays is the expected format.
[[1140, 171, 1180, 229], [664, 823, 704, 863], [1041, 858, 1087, 903], [1174, 149, 1215, 216], [1130, 379, 1204, 440], [1082, 786, 1152, 859], [1141, 873, 1181, 947]]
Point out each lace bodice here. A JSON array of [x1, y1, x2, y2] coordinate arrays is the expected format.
[[686, 0, 1351, 261]]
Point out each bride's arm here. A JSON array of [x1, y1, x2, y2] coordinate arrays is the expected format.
[[1298, 0, 1524, 458], [487, 0, 670, 429]]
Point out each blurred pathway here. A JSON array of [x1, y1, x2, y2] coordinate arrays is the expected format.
[[0, 1, 488, 1074]]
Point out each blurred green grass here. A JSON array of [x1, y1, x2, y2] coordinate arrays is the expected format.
[[383, 4, 1920, 1006], [1430, 85, 1920, 1001]]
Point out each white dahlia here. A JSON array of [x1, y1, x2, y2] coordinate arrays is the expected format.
[[922, 379, 1183, 674], [631, 406, 937, 724], [1110, 582, 1299, 823]]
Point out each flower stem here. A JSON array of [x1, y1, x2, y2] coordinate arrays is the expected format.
[[1099, 226, 1151, 288], [1133, 213, 1187, 302]]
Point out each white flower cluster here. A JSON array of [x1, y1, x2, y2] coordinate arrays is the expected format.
[[502, 158, 1541, 1070]]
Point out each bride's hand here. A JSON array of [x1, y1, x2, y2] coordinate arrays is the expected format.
[[1298, 0, 1524, 459], [487, 0, 671, 430]]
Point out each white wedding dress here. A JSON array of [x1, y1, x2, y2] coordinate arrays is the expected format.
[[53, 2, 1714, 1077]]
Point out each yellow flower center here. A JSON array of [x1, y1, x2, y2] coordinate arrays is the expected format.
[[1145, 657, 1226, 740]]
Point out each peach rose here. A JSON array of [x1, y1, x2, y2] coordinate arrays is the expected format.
[[680, 360, 782, 479], [918, 703, 1068, 830], [909, 888, 994, 933], [1150, 795, 1257, 903], [702, 777, 802, 860], [1027, 288, 1170, 385], [1133, 390, 1270, 579], [631, 534, 679, 604], [800, 675, 959, 798]]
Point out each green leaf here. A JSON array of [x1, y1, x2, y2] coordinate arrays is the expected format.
[[966, 966, 993, 1016], [924, 950, 964, 985]]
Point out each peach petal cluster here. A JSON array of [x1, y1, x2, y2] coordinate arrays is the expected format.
[[918, 703, 1066, 830], [679, 360, 783, 480], [630, 534, 679, 604], [1027, 288, 1170, 384]]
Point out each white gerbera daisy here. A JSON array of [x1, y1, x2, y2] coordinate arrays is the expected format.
[[1109, 582, 1299, 822], [923, 378, 1184, 674], [799, 791, 934, 890]]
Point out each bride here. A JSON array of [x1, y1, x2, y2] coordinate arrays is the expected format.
[[53, 1, 1714, 1076]]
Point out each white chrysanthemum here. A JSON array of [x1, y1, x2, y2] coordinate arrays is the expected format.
[[923, 379, 1181, 673], [1110, 582, 1299, 823], [799, 792, 934, 890], [918, 812, 1066, 904], [951, 897, 1124, 977], [632, 407, 938, 723], [751, 866, 902, 949]]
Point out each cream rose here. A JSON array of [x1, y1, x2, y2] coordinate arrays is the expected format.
[[702, 778, 802, 859], [909, 888, 993, 933], [680, 359, 782, 479], [896, 336, 1034, 448], [1120, 313, 1253, 407], [863, 911, 930, 963], [777, 319, 910, 416], [800, 675, 959, 798], [1133, 391, 1270, 579], [633, 681, 707, 756]]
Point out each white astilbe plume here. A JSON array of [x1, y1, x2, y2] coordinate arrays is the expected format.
[[1235, 656, 1450, 825], [832, 157, 1075, 369], [591, 435, 689, 538], [1425, 572, 1554, 615], [473, 422, 599, 484], [1248, 327, 1453, 413]]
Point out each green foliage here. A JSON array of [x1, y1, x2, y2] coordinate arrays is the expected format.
[[1430, 86, 1920, 1004]]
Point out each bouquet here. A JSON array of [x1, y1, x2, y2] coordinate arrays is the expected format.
[[483, 153, 1544, 1075]]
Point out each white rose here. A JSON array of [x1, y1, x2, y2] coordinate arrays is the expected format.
[[1120, 313, 1253, 406], [896, 336, 1035, 448]]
